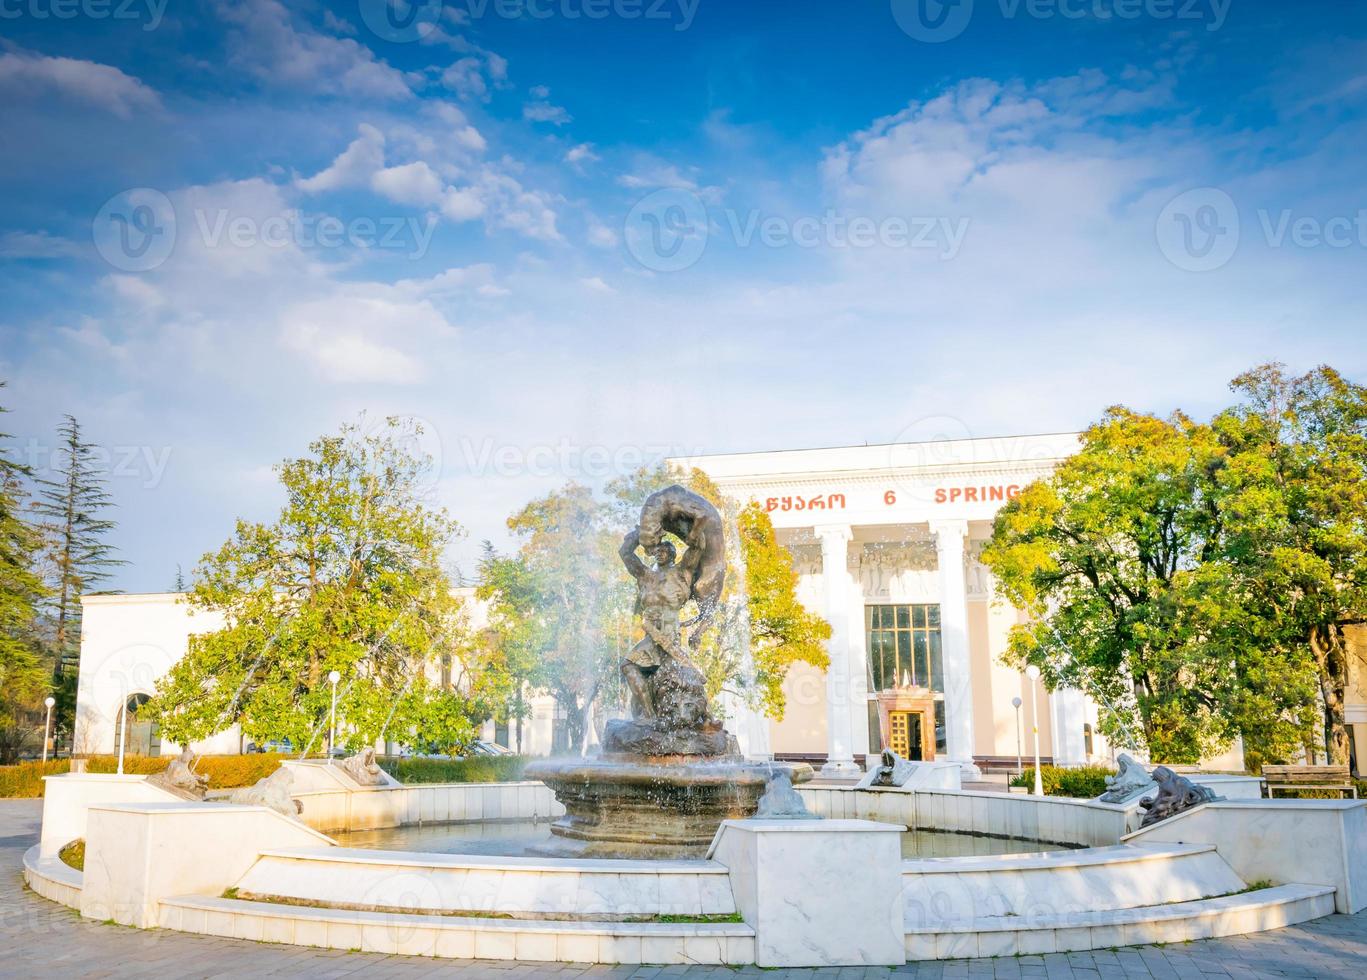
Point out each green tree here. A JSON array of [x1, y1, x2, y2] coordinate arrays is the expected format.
[[0, 384, 49, 762], [982, 407, 1314, 762], [1212, 364, 1367, 765], [32, 415, 123, 681], [145, 419, 502, 754], [477, 484, 633, 752]]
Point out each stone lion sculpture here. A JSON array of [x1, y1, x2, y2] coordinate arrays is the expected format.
[[148, 746, 210, 801], [1097, 752, 1156, 804], [1137, 766, 1221, 827], [858, 748, 918, 789], [339, 747, 387, 787], [229, 767, 303, 819]]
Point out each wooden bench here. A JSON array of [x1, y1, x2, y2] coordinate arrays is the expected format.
[[1262, 764, 1358, 798]]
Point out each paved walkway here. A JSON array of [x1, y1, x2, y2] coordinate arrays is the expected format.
[[3, 799, 1364, 978]]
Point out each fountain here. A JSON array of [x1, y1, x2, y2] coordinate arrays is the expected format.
[[526, 485, 812, 855]]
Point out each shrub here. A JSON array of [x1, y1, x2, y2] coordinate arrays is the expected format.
[[84, 753, 289, 789], [377, 755, 528, 785], [0, 759, 69, 798], [1009, 765, 1113, 798], [1, 751, 532, 798], [0, 753, 294, 798]]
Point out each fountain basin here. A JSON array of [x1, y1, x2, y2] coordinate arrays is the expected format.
[[526, 757, 813, 855]]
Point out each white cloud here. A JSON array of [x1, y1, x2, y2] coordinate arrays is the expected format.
[[0, 229, 83, 258], [441, 57, 490, 101], [429, 103, 487, 153], [0, 49, 160, 118], [279, 293, 452, 384], [441, 186, 487, 222], [216, 0, 412, 100], [586, 218, 618, 249], [524, 101, 571, 125], [296, 124, 386, 193], [565, 143, 600, 169], [580, 276, 615, 294], [371, 161, 445, 207]]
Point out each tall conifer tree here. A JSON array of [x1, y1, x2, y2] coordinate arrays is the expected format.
[[33, 415, 123, 680]]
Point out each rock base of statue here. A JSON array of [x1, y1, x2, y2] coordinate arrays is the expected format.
[[600, 718, 738, 757], [526, 752, 815, 856]]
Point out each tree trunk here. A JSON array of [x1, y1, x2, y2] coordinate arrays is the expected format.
[[1309, 625, 1351, 766]]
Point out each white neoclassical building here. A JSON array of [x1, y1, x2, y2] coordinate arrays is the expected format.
[[75, 430, 1159, 775], [681, 432, 1107, 778]]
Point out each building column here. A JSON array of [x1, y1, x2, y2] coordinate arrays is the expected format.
[[1050, 687, 1088, 766], [816, 524, 860, 776], [930, 519, 981, 780]]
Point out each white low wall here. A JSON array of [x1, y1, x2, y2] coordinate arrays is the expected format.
[[1124, 799, 1367, 914], [80, 801, 334, 928], [39, 773, 183, 857], [236, 847, 737, 918], [293, 780, 563, 834], [799, 786, 1129, 847], [709, 819, 906, 967]]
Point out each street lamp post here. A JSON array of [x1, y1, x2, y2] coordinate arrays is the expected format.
[[42, 696, 55, 765], [1011, 696, 1023, 777], [116, 699, 128, 775], [1025, 666, 1043, 796], [328, 670, 341, 763]]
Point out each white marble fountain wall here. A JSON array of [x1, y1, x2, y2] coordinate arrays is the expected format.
[[798, 785, 1131, 847], [292, 780, 564, 834]]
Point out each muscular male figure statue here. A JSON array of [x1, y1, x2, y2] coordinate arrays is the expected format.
[[618, 526, 705, 721]]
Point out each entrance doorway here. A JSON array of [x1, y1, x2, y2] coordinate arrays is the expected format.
[[876, 693, 937, 761]]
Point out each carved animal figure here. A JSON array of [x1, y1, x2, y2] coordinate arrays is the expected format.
[[148, 746, 210, 800], [1138, 766, 1220, 827], [340, 747, 387, 786], [230, 767, 303, 819]]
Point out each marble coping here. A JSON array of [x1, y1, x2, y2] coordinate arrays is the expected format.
[[901, 841, 1216, 875], [704, 817, 904, 858], [258, 845, 729, 875], [89, 801, 338, 844], [914, 882, 1335, 935]]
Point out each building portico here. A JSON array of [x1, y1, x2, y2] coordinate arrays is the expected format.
[[685, 432, 1106, 777]]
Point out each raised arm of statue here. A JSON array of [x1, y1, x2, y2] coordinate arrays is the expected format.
[[619, 529, 647, 579], [681, 527, 706, 575]]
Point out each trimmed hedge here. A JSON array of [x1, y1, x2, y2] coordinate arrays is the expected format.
[[1009, 765, 1113, 799], [377, 755, 528, 785], [0, 754, 294, 798], [2, 752, 532, 798]]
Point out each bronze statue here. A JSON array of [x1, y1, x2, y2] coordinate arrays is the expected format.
[[1138, 765, 1221, 827], [617, 485, 726, 732]]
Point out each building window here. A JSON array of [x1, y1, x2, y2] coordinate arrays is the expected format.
[[865, 604, 943, 693]]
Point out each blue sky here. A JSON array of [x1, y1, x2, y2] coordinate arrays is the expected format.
[[2, 0, 1365, 591]]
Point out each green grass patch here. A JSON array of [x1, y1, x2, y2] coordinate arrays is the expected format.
[[376, 755, 529, 785], [1008, 765, 1114, 798], [58, 839, 85, 872], [653, 912, 744, 924]]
